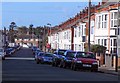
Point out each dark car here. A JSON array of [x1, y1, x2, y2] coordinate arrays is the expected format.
[[36, 52, 54, 64], [32, 46, 37, 51], [71, 52, 98, 71], [32, 46, 38, 54], [5, 48, 12, 56], [9, 47, 16, 54], [35, 52, 45, 64], [59, 50, 76, 68], [52, 49, 68, 67], [34, 49, 43, 56]]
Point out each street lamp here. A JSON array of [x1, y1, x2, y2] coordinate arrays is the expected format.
[[115, 1, 120, 72], [47, 23, 52, 40], [47, 23, 52, 51]]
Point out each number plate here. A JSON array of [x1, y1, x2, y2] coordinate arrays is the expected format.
[[83, 64, 91, 67]]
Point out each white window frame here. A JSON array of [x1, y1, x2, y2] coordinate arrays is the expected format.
[[98, 16, 101, 29], [78, 26, 81, 37], [110, 11, 118, 28], [96, 13, 108, 29]]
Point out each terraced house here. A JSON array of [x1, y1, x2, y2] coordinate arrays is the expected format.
[[48, 3, 100, 51], [48, 1, 120, 67], [95, 1, 120, 67]]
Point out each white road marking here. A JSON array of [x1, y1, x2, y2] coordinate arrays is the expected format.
[[5, 57, 35, 60]]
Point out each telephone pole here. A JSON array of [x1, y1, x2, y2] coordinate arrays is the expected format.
[[88, 0, 91, 52]]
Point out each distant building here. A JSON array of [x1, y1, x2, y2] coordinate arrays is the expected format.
[[15, 34, 42, 49]]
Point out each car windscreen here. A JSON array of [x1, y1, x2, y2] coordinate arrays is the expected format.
[[38, 53, 44, 56], [58, 50, 67, 55], [36, 50, 40, 52], [66, 52, 76, 58], [76, 52, 95, 59]]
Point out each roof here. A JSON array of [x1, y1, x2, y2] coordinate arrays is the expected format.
[[98, 2, 118, 9]]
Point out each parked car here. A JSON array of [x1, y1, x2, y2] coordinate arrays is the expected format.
[[37, 52, 54, 64], [32, 46, 37, 51], [32, 46, 38, 54], [71, 51, 98, 71], [10, 47, 16, 54], [34, 48, 43, 56], [5, 48, 12, 56], [35, 52, 45, 64], [0, 48, 5, 60], [52, 49, 69, 67], [59, 50, 76, 68]]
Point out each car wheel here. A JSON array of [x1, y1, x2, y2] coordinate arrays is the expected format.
[[70, 63, 73, 70], [54, 61, 58, 67], [41, 59, 44, 64], [59, 61, 63, 68], [2, 57, 5, 60], [52, 62, 55, 67], [73, 64, 77, 71], [36, 59, 40, 64], [63, 62, 66, 68]]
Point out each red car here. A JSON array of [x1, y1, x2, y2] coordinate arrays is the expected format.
[[71, 51, 98, 72]]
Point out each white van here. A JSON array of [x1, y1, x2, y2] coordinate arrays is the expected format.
[[0, 48, 5, 60]]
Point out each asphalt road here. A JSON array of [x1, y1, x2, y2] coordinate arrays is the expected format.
[[2, 47, 119, 82]]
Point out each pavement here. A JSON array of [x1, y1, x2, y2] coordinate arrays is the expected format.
[[98, 65, 120, 76]]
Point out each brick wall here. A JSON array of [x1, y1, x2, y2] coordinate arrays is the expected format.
[[113, 56, 120, 68], [96, 53, 105, 66]]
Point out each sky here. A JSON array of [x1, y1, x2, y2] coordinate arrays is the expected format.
[[1, 1, 101, 29]]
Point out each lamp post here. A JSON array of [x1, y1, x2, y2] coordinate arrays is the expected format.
[[47, 23, 52, 51], [43, 25, 46, 52], [115, 1, 120, 72]]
